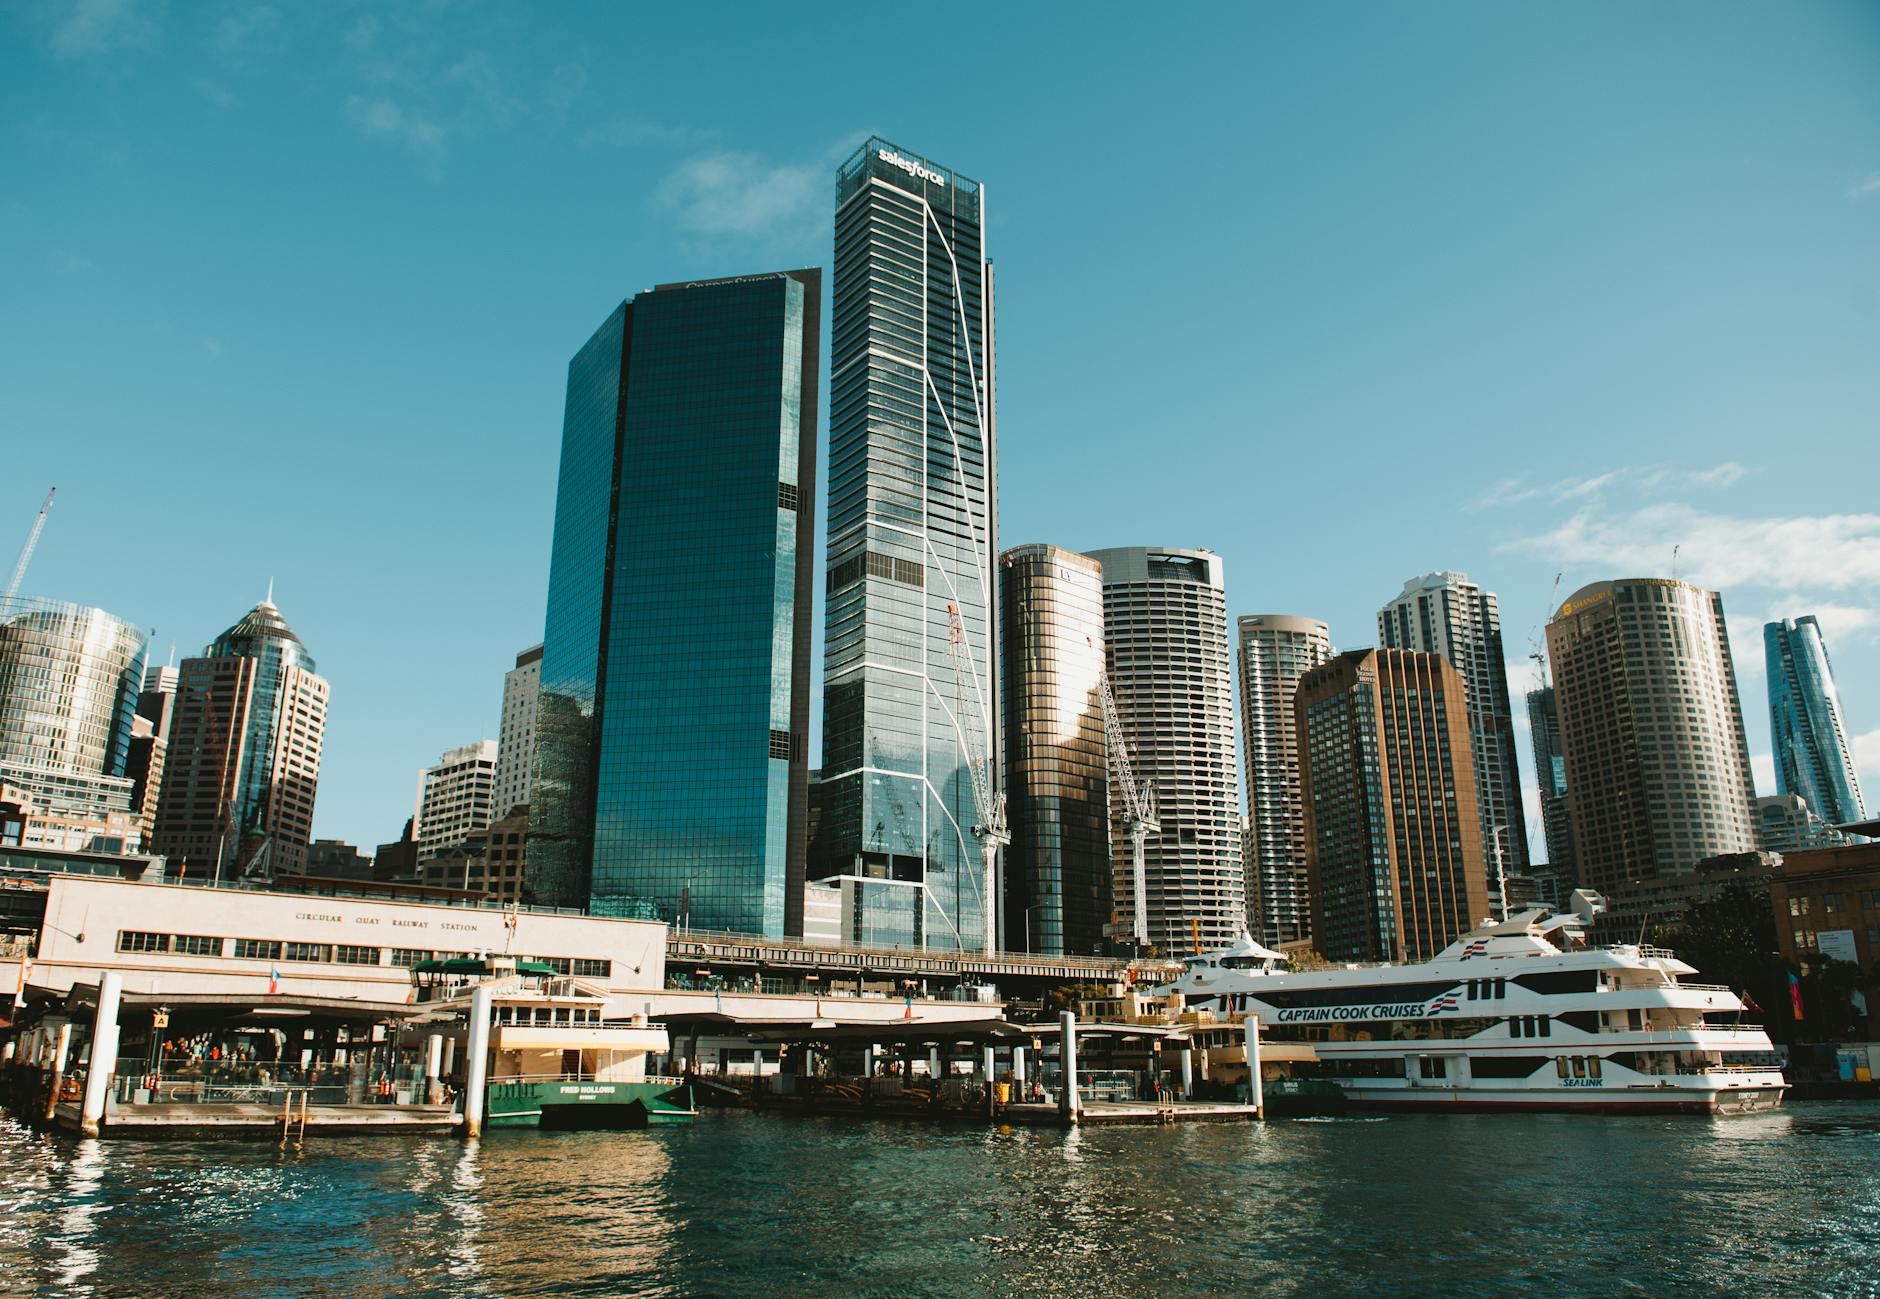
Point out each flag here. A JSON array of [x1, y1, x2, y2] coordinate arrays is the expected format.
[[268, 966, 281, 995], [1788, 971, 1805, 1021], [1742, 991, 1764, 1015], [903, 996, 913, 1020]]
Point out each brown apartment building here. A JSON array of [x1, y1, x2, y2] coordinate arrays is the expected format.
[[1297, 648, 1491, 963]]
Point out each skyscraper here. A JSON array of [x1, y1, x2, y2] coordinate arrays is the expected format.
[[124, 662, 179, 844], [1546, 578, 1757, 899], [1297, 648, 1491, 963], [151, 598, 329, 876], [1084, 547, 1242, 955], [1237, 614, 1332, 947], [818, 139, 999, 952], [1765, 615, 1867, 827], [1525, 684, 1576, 879], [415, 739, 499, 858], [529, 270, 819, 936], [1378, 571, 1529, 884], [492, 643, 542, 820], [0, 599, 148, 852], [1000, 544, 1109, 955]]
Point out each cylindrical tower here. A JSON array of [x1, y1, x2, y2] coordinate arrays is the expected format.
[[1237, 614, 1332, 947], [0, 598, 148, 781], [1000, 545, 1110, 955], [1083, 547, 1242, 956], [1546, 578, 1757, 899]]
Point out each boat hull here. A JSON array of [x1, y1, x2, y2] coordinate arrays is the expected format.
[[1337, 1083, 1786, 1115], [485, 1078, 696, 1129]]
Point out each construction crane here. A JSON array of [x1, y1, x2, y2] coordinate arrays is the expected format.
[[944, 601, 1007, 954], [2, 486, 55, 612], [1092, 640, 1159, 953], [1528, 571, 1563, 690]]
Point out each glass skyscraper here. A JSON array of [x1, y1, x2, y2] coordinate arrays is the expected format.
[[528, 271, 819, 937], [1766, 615, 1867, 827], [1000, 544, 1109, 955], [1525, 684, 1577, 878], [818, 139, 999, 952], [1237, 614, 1332, 947]]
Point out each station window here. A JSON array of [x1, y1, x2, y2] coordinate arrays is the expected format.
[[234, 939, 282, 961], [172, 935, 222, 957], [389, 949, 432, 967], [334, 945, 381, 966], [283, 941, 331, 963], [118, 931, 169, 953], [573, 959, 609, 978]]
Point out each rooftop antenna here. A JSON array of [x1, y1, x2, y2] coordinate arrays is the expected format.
[[1671, 544, 1680, 584], [265, 576, 274, 604], [2, 486, 55, 612]]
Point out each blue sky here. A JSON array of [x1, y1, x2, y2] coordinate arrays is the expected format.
[[5, 1, 1879, 859]]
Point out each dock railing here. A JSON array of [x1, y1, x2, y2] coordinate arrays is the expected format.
[[109, 1059, 432, 1108]]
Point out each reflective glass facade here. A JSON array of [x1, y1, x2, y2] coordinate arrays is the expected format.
[[529, 272, 819, 937], [151, 600, 328, 876], [1000, 545, 1109, 955], [0, 599, 148, 781], [1766, 615, 1867, 827], [1525, 685, 1576, 877], [820, 139, 999, 952]]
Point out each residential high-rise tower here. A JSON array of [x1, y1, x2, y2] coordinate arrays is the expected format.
[[1765, 615, 1867, 828], [1000, 544, 1109, 955], [151, 598, 329, 876], [818, 140, 999, 951], [1236, 614, 1332, 947], [493, 644, 542, 820], [1297, 648, 1491, 963], [1379, 571, 1529, 885], [1084, 547, 1241, 955], [529, 270, 819, 936], [0, 599, 148, 852], [1546, 578, 1757, 899], [415, 739, 499, 858]]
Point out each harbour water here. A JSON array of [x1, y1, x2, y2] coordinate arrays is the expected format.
[[3, 1104, 1878, 1297]]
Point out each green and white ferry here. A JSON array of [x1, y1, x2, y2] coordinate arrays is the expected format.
[[419, 956, 695, 1129]]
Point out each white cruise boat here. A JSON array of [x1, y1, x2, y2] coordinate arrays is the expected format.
[[1158, 894, 1787, 1114]]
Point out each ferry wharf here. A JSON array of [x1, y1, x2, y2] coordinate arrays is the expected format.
[[681, 1010, 1265, 1127]]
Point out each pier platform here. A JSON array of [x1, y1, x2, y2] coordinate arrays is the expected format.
[[1001, 1099, 1259, 1126], [52, 1099, 458, 1138]]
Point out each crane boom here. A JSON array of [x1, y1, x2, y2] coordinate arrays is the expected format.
[[1092, 642, 1159, 952], [944, 602, 1007, 953], [2, 486, 54, 612]]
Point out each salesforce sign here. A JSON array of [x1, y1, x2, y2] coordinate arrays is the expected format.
[[877, 148, 946, 188]]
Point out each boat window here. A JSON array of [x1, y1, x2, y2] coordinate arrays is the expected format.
[[1588, 1057, 1602, 1079], [1494, 979, 1506, 1000], [1571, 1056, 1586, 1079], [1556, 1057, 1569, 1078], [1510, 1017, 1523, 1039], [1472, 1056, 1547, 1079], [555, 1007, 572, 1024], [1538, 1017, 1551, 1038], [1513, 970, 1597, 996]]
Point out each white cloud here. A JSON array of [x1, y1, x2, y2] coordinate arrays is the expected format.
[[1855, 730, 1880, 788], [1751, 750, 1775, 795], [1849, 173, 1880, 201], [580, 119, 715, 151], [1503, 504, 1880, 592], [194, 79, 237, 108], [1466, 462, 1746, 513], [344, 95, 444, 153], [42, 0, 159, 58], [656, 150, 820, 239]]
